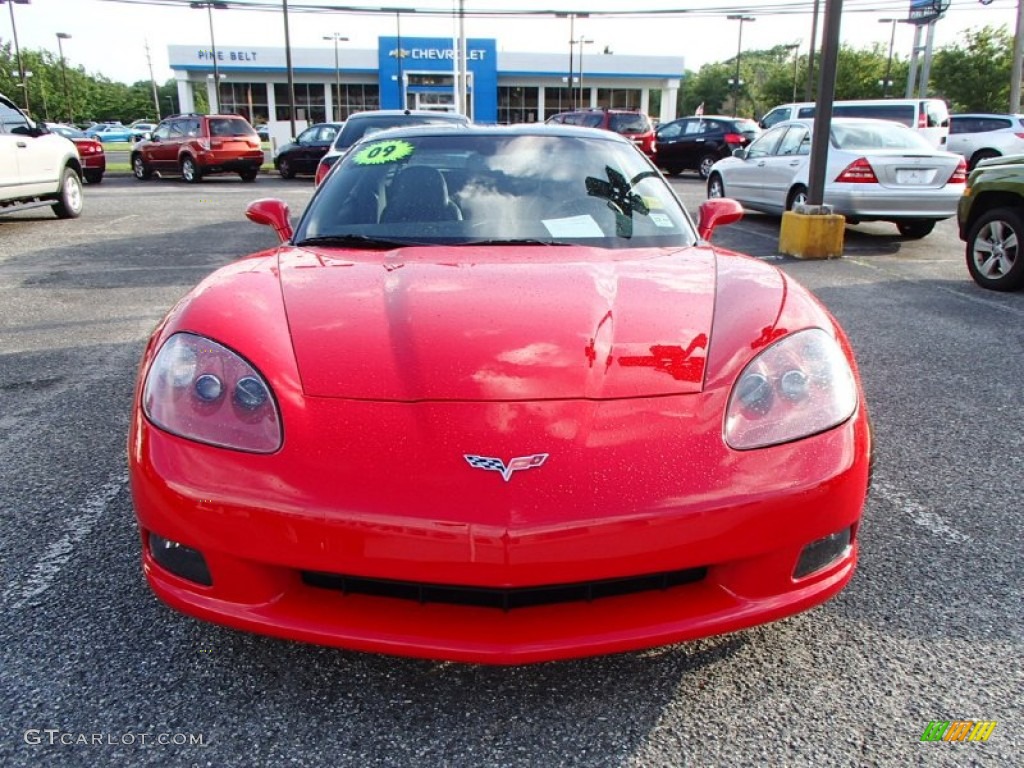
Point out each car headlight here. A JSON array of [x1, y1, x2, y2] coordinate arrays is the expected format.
[[725, 328, 857, 450], [143, 332, 282, 453]]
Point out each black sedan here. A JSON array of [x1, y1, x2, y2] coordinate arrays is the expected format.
[[274, 122, 342, 178], [656, 116, 760, 179]]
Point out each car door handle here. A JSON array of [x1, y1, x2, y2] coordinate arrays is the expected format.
[[17, 141, 27, 148], [757, 161, 766, 167], [789, 160, 801, 166]]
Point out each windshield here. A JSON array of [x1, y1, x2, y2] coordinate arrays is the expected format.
[[609, 113, 651, 134], [831, 122, 934, 151], [334, 114, 470, 150], [209, 118, 257, 137], [296, 132, 695, 250]]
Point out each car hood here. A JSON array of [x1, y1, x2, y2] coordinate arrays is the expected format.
[[278, 245, 718, 401]]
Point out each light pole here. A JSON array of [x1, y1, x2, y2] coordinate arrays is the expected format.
[[575, 36, 594, 109], [727, 14, 755, 117], [556, 12, 588, 110], [323, 33, 349, 121], [56, 32, 73, 123], [190, 2, 227, 112], [878, 18, 903, 97], [2, 0, 31, 112], [786, 43, 800, 102]]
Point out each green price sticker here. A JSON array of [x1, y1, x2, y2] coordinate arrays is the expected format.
[[353, 139, 415, 166]]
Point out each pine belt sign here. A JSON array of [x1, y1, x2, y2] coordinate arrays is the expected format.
[[908, 0, 951, 24]]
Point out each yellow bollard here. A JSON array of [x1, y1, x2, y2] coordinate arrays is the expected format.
[[778, 207, 846, 260]]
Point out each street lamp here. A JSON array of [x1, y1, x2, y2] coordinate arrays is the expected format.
[[878, 18, 908, 98], [2, 0, 31, 112], [190, 1, 228, 112], [56, 32, 73, 124], [556, 12, 589, 110], [785, 43, 800, 103], [727, 14, 755, 117], [323, 32, 349, 121], [574, 36, 594, 109]]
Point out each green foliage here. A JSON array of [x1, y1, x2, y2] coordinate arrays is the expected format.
[[930, 26, 1013, 112], [676, 24, 1013, 120]]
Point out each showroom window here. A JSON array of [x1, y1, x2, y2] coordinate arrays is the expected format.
[[498, 86, 538, 124], [215, 82, 268, 124], [275, 83, 326, 124], [596, 88, 641, 110], [330, 84, 381, 121], [544, 87, 574, 119]]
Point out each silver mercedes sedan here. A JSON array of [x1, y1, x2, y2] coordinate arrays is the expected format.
[[706, 118, 967, 239]]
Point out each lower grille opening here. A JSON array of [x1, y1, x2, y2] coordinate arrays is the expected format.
[[301, 567, 708, 611]]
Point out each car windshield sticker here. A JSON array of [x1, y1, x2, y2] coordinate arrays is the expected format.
[[353, 139, 414, 166], [541, 215, 605, 238], [649, 212, 675, 228]]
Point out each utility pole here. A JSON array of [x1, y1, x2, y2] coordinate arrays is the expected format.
[[805, 0, 821, 101], [3, 0, 30, 112], [1012, 0, 1024, 112], [145, 38, 161, 120], [283, 0, 297, 137]]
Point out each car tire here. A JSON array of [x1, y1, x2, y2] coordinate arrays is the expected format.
[[965, 206, 1024, 291], [239, 168, 259, 182], [278, 158, 295, 179], [786, 185, 809, 211], [896, 219, 936, 239], [181, 156, 202, 183], [132, 155, 152, 180], [968, 149, 1000, 171], [84, 170, 103, 185], [698, 154, 718, 180], [707, 173, 726, 199], [51, 166, 83, 220]]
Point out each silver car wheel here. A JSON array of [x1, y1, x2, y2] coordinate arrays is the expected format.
[[707, 175, 725, 198], [973, 219, 1018, 279]]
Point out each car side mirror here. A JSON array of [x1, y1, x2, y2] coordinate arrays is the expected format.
[[246, 198, 293, 243], [696, 198, 743, 241], [732, 147, 748, 159]]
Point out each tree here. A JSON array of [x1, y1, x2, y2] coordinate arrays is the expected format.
[[930, 26, 1012, 112]]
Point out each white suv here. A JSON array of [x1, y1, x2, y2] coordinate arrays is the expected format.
[[947, 113, 1024, 170], [1, 92, 84, 219]]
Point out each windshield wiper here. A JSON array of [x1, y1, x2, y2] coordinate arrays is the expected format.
[[295, 234, 426, 249], [456, 238, 573, 246]]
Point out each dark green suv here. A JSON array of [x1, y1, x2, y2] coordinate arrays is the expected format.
[[957, 154, 1024, 291]]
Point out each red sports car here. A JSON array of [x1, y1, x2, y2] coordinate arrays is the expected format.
[[47, 123, 105, 184], [129, 125, 872, 664]]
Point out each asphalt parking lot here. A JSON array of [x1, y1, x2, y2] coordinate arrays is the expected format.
[[0, 174, 1020, 767]]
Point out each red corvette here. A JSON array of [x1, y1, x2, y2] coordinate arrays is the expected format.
[[129, 125, 871, 664]]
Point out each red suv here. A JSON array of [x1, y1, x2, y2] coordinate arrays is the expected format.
[[546, 108, 656, 158], [130, 114, 264, 183]]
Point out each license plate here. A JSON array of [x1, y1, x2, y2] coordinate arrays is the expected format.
[[897, 168, 931, 184]]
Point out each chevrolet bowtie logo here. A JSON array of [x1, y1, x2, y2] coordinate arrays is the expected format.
[[464, 454, 549, 482], [388, 48, 409, 59]]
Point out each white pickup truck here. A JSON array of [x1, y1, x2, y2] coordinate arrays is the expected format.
[[1, 92, 84, 219]]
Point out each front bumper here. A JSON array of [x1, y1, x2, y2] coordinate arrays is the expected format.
[[130, 394, 870, 664]]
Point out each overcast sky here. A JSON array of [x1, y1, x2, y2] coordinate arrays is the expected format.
[[3, 0, 1020, 85]]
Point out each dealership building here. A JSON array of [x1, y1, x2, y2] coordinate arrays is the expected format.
[[168, 37, 685, 144]]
